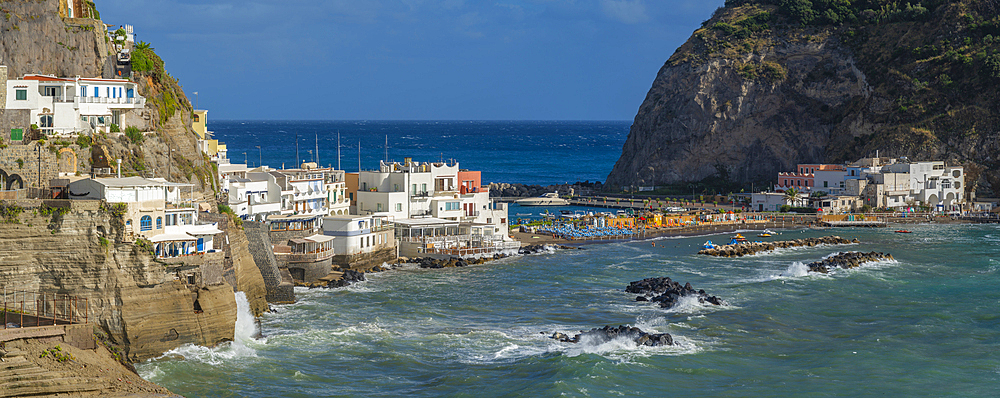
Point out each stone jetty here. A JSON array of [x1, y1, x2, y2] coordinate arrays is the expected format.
[[698, 236, 859, 257], [519, 244, 580, 255], [806, 251, 894, 273], [549, 325, 673, 346], [626, 277, 723, 308]]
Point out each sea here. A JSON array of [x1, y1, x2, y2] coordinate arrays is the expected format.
[[137, 121, 1000, 397], [208, 120, 631, 186]]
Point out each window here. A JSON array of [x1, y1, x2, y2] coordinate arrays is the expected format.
[[94, 87, 99, 97], [394, 184, 399, 192], [412, 184, 417, 193], [823, 181, 828, 188], [10, 129, 23, 141], [445, 202, 460, 211], [43, 87, 57, 96], [40, 115, 53, 128], [193, 114, 199, 122], [395, 203, 402, 212], [80, 86, 87, 97], [156, 217, 162, 229], [421, 183, 427, 192], [15, 89, 26, 100], [377, 203, 383, 212], [349, 192, 354, 201], [140, 216, 152, 231]]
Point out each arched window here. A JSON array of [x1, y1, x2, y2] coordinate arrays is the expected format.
[[140, 215, 152, 231], [156, 217, 163, 229]]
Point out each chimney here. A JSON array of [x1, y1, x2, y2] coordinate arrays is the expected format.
[[117, 158, 122, 178]]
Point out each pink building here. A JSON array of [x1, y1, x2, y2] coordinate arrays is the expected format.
[[776, 164, 846, 192]]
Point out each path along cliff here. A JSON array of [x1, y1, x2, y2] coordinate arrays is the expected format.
[[607, 0, 1000, 197]]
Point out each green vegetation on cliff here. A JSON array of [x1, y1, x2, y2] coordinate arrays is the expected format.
[[625, 0, 1000, 195]]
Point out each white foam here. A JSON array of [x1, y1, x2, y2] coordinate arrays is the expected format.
[[147, 291, 262, 367], [780, 261, 810, 278]]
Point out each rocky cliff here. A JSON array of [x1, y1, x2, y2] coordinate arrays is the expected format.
[[0, 0, 108, 78], [607, 0, 1000, 197], [0, 0, 216, 197], [0, 200, 236, 361]]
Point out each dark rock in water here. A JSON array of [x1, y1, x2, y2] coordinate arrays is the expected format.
[[698, 236, 856, 257], [626, 277, 724, 309], [327, 270, 367, 288], [549, 325, 672, 346], [806, 251, 894, 273]]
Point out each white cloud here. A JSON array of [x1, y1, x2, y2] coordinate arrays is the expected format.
[[599, 0, 649, 24]]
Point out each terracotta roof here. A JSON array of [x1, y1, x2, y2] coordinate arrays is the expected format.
[[22, 75, 73, 82]]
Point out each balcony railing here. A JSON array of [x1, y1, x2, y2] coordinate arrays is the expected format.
[[77, 96, 146, 106]]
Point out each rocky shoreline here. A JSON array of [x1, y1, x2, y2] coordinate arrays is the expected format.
[[548, 325, 673, 347], [698, 236, 859, 257], [626, 277, 724, 308], [805, 251, 895, 273]]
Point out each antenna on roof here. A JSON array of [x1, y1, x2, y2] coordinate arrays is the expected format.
[[358, 141, 361, 173], [337, 131, 341, 170], [315, 133, 319, 164], [384, 135, 388, 163], [296, 133, 300, 168]]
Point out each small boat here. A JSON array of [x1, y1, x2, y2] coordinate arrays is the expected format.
[[703, 240, 716, 249], [757, 232, 772, 237], [894, 230, 912, 233], [516, 192, 569, 206], [729, 234, 749, 245]]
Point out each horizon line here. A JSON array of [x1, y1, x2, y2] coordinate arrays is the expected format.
[[208, 119, 634, 123]]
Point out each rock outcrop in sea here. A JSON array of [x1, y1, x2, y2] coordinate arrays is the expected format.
[[626, 277, 723, 308], [549, 325, 673, 347], [699, 236, 858, 257], [605, 0, 1000, 195], [806, 251, 894, 273]]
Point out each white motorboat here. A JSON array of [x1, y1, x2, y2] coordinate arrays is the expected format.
[[515, 192, 569, 206]]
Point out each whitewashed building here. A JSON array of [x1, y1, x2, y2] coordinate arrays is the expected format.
[[356, 159, 511, 239], [4, 74, 145, 136], [322, 214, 395, 258]]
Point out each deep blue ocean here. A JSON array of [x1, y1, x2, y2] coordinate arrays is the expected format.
[[209, 120, 631, 186]]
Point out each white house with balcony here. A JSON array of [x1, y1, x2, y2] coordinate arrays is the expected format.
[[356, 158, 511, 239], [881, 161, 965, 210], [4, 74, 145, 136]]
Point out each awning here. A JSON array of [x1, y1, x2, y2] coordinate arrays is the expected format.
[[304, 234, 334, 243], [150, 233, 195, 243], [186, 225, 224, 235]]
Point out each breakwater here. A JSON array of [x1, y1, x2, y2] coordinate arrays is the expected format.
[[698, 236, 858, 257], [806, 251, 895, 273], [626, 277, 723, 308]]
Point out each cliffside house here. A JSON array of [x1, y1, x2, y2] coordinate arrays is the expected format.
[[3, 73, 145, 136], [65, 177, 221, 249], [192, 109, 227, 163], [775, 164, 847, 194], [356, 158, 512, 240]]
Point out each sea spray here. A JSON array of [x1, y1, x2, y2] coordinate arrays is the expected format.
[[147, 291, 261, 367], [780, 261, 810, 278]]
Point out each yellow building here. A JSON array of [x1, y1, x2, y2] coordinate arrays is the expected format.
[[192, 109, 226, 162], [192, 110, 209, 139]]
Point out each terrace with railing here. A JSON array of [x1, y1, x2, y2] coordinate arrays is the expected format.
[[2, 289, 89, 329]]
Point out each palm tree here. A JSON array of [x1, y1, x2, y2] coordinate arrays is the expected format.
[[783, 188, 800, 207]]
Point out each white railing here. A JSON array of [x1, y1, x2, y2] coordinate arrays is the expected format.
[[77, 96, 145, 106]]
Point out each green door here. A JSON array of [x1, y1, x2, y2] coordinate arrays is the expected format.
[[10, 128, 23, 141]]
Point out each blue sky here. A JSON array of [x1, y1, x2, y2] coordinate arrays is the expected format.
[[98, 0, 723, 120]]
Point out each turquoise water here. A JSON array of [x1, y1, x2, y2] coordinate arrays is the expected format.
[[139, 224, 1000, 397]]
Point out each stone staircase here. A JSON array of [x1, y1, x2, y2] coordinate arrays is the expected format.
[[0, 349, 101, 397]]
